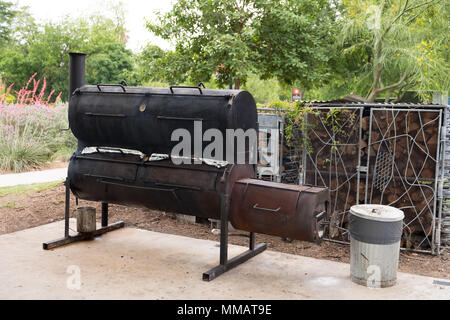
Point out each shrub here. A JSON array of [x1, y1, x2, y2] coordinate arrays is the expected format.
[[0, 74, 75, 172], [0, 103, 76, 172], [0, 121, 50, 172]]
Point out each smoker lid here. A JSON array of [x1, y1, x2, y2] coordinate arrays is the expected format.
[[350, 205, 404, 222]]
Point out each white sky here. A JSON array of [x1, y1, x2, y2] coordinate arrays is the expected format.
[[16, 0, 175, 53]]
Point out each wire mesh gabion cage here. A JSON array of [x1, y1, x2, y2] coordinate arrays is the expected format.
[[281, 102, 449, 254]]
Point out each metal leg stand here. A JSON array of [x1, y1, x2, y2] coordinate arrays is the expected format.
[[43, 179, 124, 250], [102, 202, 109, 227], [202, 194, 267, 281]]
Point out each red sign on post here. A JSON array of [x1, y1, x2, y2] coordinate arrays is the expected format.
[[292, 88, 303, 102]]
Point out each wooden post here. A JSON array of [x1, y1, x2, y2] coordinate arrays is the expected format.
[[77, 207, 96, 233]]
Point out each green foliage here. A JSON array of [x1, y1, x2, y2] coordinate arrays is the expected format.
[[0, 1, 16, 43], [242, 75, 286, 104], [86, 42, 133, 86], [0, 120, 51, 173], [283, 103, 314, 155], [130, 44, 166, 84], [333, 0, 449, 101], [1, 0, 447, 105], [252, 0, 336, 87], [0, 104, 76, 172], [130, 44, 192, 86], [147, 0, 338, 89], [259, 100, 316, 154], [133, 46, 298, 104], [0, 7, 134, 101], [84, 13, 134, 86]]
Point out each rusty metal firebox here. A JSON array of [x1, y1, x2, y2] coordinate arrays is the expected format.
[[43, 53, 330, 281]]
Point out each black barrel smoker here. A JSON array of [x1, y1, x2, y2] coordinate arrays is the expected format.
[[44, 53, 330, 281]]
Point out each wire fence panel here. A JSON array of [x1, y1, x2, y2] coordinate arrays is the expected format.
[[302, 107, 363, 242], [366, 109, 441, 253], [270, 104, 448, 254], [290, 106, 444, 253]]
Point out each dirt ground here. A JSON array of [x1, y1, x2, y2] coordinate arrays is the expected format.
[[0, 182, 448, 280]]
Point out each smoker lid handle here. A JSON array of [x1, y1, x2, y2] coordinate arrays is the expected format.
[[97, 84, 127, 93], [170, 84, 204, 95]]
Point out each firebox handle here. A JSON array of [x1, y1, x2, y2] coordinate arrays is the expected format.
[[253, 204, 281, 213], [97, 84, 127, 93], [170, 84, 204, 95]]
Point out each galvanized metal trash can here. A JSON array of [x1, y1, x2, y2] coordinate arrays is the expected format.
[[349, 205, 404, 288]]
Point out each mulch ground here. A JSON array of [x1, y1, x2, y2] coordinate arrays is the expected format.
[[0, 182, 448, 279]]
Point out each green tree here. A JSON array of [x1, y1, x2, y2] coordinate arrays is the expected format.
[[0, 5, 38, 90], [242, 74, 290, 104], [0, 10, 133, 101], [147, 0, 337, 89], [252, 0, 336, 87], [0, 0, 16, 43], [338, 0, 448, 102], [130, 44, 167, 84], [84, 15, 134, 86]]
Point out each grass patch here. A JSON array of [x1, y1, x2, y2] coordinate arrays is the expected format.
[[0, 180, 63, 198]]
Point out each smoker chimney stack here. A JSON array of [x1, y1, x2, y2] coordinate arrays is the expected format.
[[69, 53, 86, 101]]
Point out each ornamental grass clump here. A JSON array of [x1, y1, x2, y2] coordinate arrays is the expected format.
[[0, 75, 76, 172], [0, 103, 76, 172], [0, 81, 77, 172], [0, 115, 50, 172]]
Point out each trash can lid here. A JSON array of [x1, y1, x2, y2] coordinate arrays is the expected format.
[[350, 204, 404, 222]]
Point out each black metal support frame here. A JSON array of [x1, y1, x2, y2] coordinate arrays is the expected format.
[[42, 179, 124, 250], [43, 180, 265, 281], [202, 194, 267, 282]]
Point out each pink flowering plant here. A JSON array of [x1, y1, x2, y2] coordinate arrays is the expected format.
[[0, 76, 76, 172], [0, 73, 62, 106]]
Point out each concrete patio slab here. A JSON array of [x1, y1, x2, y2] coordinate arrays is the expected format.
[[0, 220, 448, 300]]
